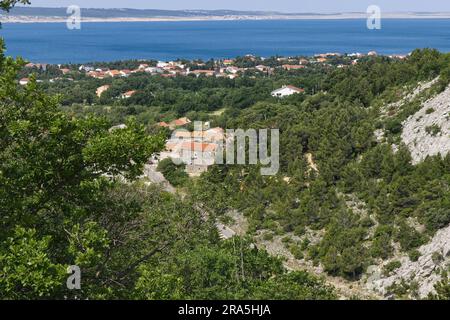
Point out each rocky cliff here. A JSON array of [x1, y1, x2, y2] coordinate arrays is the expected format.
[[401, 84, 450, 164]]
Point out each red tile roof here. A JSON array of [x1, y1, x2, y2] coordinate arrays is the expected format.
[[157, 121, 170, 127], [181, 142, 217, 152], [171, 117, 191, 127], [108, 70, 121, 77]]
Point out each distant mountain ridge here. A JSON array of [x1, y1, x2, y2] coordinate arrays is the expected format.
[[4, 7, 450, 23], [5, 7, 333, 18]]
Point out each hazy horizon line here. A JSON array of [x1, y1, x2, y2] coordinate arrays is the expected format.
[[14, 6, 450, 14]]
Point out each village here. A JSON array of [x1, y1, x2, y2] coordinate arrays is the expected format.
[[17, 51, 409, 177], [18, 51, 408, 98]]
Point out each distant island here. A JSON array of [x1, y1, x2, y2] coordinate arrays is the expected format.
[[3, 7, 450, 23]]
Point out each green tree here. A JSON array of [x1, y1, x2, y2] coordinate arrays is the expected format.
[[0, 38, 164, 298], [0, 0, 29, 12], [0, 227, 65, 299]]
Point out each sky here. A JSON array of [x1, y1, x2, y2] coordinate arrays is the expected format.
[[24, 0, 450, 13]]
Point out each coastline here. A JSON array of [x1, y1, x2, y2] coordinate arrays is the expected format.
[[3, 12, 450, 23]]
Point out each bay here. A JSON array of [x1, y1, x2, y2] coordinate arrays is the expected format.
[[1, 19, 450, 63]]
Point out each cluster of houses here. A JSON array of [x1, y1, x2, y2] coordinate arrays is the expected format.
[[84, 60, 245, 80], [86, 66, 142, 79], [20, 52, 410, 98], [107, 116, 225, 176], [155, 117, 227, 176]]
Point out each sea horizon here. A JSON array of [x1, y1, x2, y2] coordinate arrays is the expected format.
[[2, 19, 450, 64]]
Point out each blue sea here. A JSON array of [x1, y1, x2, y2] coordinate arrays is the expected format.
[[2, 19, 450, 63]]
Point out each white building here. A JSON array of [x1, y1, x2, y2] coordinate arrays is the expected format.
[[156, 61, 169, 68], [145, 67, 164, 74], [79, 65, 94, 72], [19, 78, 30, 86], [226, 66, 240, 74], [271, 85, 305, 98]]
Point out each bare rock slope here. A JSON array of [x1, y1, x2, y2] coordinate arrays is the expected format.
[[401, 84, 450, 164], [366, 224, 450, 298]]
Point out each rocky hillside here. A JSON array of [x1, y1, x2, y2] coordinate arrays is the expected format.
[[362, 79, 450, 299], [401, 84, 450, 164], [365, 224, 450, 299]]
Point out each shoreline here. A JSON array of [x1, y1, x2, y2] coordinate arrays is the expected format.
[[4, 13, 450, 23]]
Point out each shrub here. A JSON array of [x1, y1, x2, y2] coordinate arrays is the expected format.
[[289, 245, 304, 260], [156, 158, 189, 187], [425, 124, 441, 136], [432, 252, 444, 264], [385, 119, 403, 135], [383, 260, 402, 276], [408, 249, 421, 262], [262, 232, 274, 241]]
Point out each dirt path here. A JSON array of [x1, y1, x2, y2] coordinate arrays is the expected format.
[[143, 164, 176, 194], [305, 152, 319, 173]]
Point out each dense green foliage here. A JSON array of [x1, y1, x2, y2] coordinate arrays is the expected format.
[[0, 0, 29, 12], [186, 49, 450, 282], [157, 158, 189, 187]]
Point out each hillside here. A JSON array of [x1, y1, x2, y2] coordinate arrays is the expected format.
[[401, 83, 450, 164], [4, 45, 450, 300]]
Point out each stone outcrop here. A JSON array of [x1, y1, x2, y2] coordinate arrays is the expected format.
[[382, 77, 439, 117], [365, 224, 450, 298], [401, 85, 450, 164]]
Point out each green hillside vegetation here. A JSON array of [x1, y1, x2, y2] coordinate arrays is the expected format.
[[189, 49, 450, 281]]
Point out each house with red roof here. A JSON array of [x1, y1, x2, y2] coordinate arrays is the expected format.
[[169, 117, 191, 128], [106, 70, 121, 77], [120, 70, 132, 77], [87, 71, 106, 79], [159, 124, 225, 176]]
